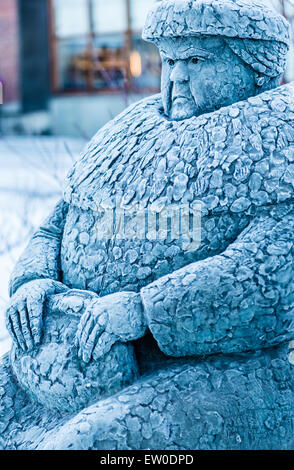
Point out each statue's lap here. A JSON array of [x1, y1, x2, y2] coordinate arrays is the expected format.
[[10, 306, 139, 413]]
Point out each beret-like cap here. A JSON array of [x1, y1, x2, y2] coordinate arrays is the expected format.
[[142, 0, 291, 47]]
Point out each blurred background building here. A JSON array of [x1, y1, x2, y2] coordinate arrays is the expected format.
[[0, 0, 293, 138], [0, 0, 161, 137]]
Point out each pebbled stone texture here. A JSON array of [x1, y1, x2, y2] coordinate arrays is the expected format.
[[143, 0, 290, 46], [1, 83, 293, 450], [38, 344, 294, 450], [11, 290, 139, 413]]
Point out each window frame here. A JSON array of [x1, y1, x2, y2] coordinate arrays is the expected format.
[[48, 0, 160, 95]]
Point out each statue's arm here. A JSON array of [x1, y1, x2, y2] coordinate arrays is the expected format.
[[6, 200, 70, 350], [140, 207, 294, 357], [9, 199, 69, 297]]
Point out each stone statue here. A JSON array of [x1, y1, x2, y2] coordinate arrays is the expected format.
[[1, 0, 294, 450]]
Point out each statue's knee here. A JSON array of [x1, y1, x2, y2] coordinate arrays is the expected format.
[[39, 402, 130, 450]]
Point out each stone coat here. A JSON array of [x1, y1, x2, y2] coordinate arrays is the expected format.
[[10, 83, 294, 356], [1, 83, 294, 449]]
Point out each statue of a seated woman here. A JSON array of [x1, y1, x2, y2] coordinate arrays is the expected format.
[[1, 0, 294, 450]]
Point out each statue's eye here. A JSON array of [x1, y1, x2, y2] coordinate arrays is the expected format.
[[167, 58, 175, 66], [191, 57, 199, 64]]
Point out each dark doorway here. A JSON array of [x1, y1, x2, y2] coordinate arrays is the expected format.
[[18, 0, 50, 113]]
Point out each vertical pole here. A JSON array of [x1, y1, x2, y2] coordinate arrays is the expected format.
[[124, 0, 132, 101], [48, 0, 59, 93], [87, 0, 95, 90], [18, 0, 50, 112]]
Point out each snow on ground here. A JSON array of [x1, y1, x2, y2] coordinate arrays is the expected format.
[[0, 137, 86, 356]]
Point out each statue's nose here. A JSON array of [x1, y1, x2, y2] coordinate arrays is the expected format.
[[170, 61, 189, 83]]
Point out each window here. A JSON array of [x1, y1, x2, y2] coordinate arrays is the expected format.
[[50, 0, 161, 93]]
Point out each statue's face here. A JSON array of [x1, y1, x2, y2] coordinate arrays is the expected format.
[[158, 36, 257, 121]]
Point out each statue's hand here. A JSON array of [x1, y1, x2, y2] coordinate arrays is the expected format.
[[75, 292, 147, 363], [5, 279, 68, 351], [46, 289, 98, 317]]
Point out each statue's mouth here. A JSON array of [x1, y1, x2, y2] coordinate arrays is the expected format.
[[172, 95, 190, 103]]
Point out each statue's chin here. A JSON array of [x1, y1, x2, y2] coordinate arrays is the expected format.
[[171, 110, 210, 121], [168, 100, 204, 121], [170, 109, 197, 121]]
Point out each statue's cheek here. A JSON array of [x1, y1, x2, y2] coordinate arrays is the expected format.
[[189, 67, 213, 107]]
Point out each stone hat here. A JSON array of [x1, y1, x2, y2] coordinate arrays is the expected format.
[[142, 0, 291, 47]]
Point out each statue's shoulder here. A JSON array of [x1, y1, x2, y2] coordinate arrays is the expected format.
[[64, 94, 165, 207], [84, 93, 163, 152], [219, 83, 294, 212], [63, 84, 294, 213], [270, 82, 294, 129], [257, 82, 294, 122]]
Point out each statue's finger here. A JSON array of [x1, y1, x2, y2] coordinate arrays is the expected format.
[[9, 308, 26, 351], [5, 309, 18, 345], [74, 309, 91, 348], [18, 305, 34, 351], [82, 323, 105, 363], [92, 332, 115, 361], [27, 297, 44, 346], [79, 315, 95, 352]]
